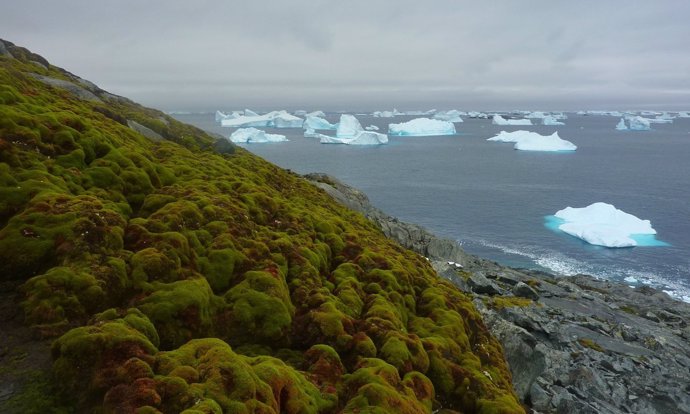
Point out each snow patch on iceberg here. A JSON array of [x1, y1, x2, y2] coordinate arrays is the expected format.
[[547, 202, 667, 248], [487, 130, 576, 151], [492, 115, 532, 126], [229, 127, 288, 143], [388, 118, 456, 136]]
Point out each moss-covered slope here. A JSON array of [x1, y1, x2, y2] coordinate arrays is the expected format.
[[0, 39, 524, 413]]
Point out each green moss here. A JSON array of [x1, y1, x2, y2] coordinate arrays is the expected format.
[[0, 51, 524, 413], [578, 338, 605, 352], [488, 296, 534, 310]]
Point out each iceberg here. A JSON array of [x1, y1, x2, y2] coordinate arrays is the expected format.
[[542, 116, 564, 126], [526, 111, 547, 119], [646, 117, 673, 124], [678, 111, 690, 118], [487, 130, 577, 151], [244, 109, 259, 117], [365, 125, 379, 131], [433, 110, 464, 122], [316, 114, 388, 145], [303, 115, 336, 130], [552, 202, 658, 248], [319, 131, 388, 145], [221, 110, 304, 128], [293, 110, 307, 116], [304, 128, 320, 138], [492, 115, 533, 126], [388, 118, 456, 136], [626, 116, 651, 131], [307, 110, 326, 118], [615, 118, 628, 130], [373, 109, 401, 118], [229, 127, 287, 143], [467, 111, 489, 119], [215, 110, 243, 122], [336, 114, 365, 137]]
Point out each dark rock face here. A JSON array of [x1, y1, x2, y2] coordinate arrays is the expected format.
[[311, 173, 690, 414]]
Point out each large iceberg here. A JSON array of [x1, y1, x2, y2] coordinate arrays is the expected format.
[[542, 116, 564, 126], [551, 202, 658, 247], [487, 130, 577, 151], [433, 110, 464, 122], [303, 115, 336, 130], [615, 118, 628, 130], [626, 116, 651, 131], [221, 110, 303, 128], [316, 114, 388, 145], [492, 115, 533, 126], [388, 118, 456, 136], [319, 131, 388, 145], [215, 110, 242, 122], [229, 128, 287, 143]]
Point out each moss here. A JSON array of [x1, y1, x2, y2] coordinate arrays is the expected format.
[[487, 297, 534, 310], [578, 338, 605, 353], [0, 51, 524, 413]]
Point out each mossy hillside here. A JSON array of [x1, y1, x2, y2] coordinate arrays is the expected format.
[[1, 43, 524, 413]]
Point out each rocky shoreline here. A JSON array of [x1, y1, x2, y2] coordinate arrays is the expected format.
[[307, 173, 690, 414]]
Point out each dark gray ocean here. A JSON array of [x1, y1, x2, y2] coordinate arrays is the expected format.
[[173, 112, 690, 301]]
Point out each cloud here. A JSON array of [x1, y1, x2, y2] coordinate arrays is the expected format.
[[2, 0, 689, 110]]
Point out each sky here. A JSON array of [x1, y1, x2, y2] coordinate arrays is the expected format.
[[2, 1, 690, 112]]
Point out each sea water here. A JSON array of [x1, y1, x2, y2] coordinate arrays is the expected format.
[[173, 112, 690, 301]]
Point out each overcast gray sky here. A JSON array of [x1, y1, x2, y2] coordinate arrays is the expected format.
[[3, 1, 690, 111]]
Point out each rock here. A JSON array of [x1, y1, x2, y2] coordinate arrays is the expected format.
[[513, 281, 539, 299], [29, 73, 102, 102], [0, 40, 13, 58], [127, 120, 164, 142], [467, 272, 503, 295], [529, 382, 551, 411], [644, 311, 661, 323]]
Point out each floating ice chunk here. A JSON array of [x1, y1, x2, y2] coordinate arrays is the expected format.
[[433, 110, 464, 122], [307, 110, 326, 118], [365, 125, 379, 131], [319, 131, 388, 145], [488, 130, 576, 151], [467, 111, 489, 119], [221, 110, 303, 128], [304, 128, 320, 138], [526, 111, 547, 119], [646, 117, 672, 124], [624, 276, 639, 283], [215, 110, 228, 122], [229, 127, 287, 143], [542, 116, 564, 126], [492, 115, 533, 126], [293, 110, 307, 116], [304, 115, 336, 130], [678, 111, 690, 118], [336, 114, 364, 137], [626, 116, 651, 131], [388, 118, 456, 136], [615, 118, 628, 130], [373, 109, 400, 118], [552, 202, 657, 247]]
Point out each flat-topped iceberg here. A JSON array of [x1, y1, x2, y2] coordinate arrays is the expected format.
[[304, 115, 336, 130], [221, 110, 303, 128], [551, 202, 659, 247], [433, 110, 464, 122], [492, 115, 533, 126], [229, 127, 288, 143], [542, 116, 564, 126], [488, 130, 577, 151], [388, 118, 456, 136], [319, 131, 388, 145]]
